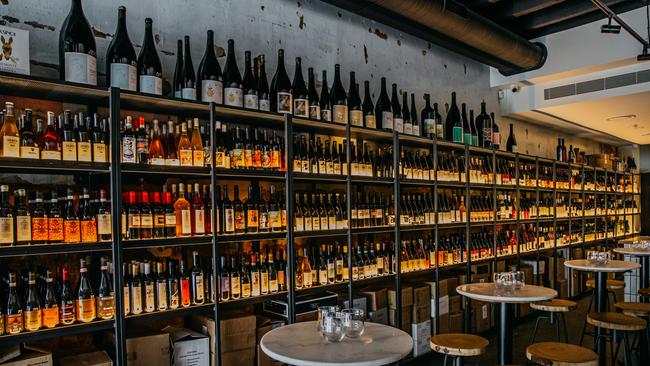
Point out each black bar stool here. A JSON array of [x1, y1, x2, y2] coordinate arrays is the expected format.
[[529, 299, 576, 343]]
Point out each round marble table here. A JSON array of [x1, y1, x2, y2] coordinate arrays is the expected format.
[[456, 283, 557, 365], [614, 246, 650, 290], [260, 321, 413, 366], [564, 259, 641, 366]]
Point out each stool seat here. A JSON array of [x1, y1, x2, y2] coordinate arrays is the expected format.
[[526, 342, 598, 366], [587, 312, 647, 331], [614, 302, 650, 317], [530, 299, 577, 312], [585, 279, 625, 290], [429, 333, 489, 357], [639, 288, 650, 297]]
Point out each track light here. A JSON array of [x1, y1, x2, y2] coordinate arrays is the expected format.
[[601, 17, 621, 34]]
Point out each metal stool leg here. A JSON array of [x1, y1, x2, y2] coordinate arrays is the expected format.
[[579, 319, 589, 346], [561, 313, 570, 343], [580, 294, 595, 346], [530, 316, 543, 344], [443, 354, 448, 366], [551, 312, 560, 342], [623, 332, 632, 366]]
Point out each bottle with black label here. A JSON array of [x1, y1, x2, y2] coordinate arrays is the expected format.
[[137, 18, 163, 95], [223, 40, 243, 107], [196, 30, 223, 104], [60, 0, 97, 85], [106, 6, 136, 91], [292, 57, 309, 118], [270, 49, 292, 114]]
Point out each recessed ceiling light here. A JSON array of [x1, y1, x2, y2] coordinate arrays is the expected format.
[[606, 114, 637, 121]]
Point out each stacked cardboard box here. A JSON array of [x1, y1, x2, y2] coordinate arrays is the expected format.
[[106, 331, 170, 366], [388, 286, 413, 332], [359, 288, 388, 325], [59, 351, 113, 366], [256, 316, 284, 366], [189, 314, 256, 366]]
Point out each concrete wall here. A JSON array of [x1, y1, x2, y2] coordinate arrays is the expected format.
[[0, 0, 618, 159]]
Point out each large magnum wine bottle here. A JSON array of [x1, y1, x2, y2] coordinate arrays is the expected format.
[[223, 40, 243, 107], [292, 58, 309, 118], [270, 49, 292, 114], [330, 65, 348, 124], [196, 30, 223, 104], [375, 77, 393, 131], [106, 6, 136, 91], [137, 18, 163, 95], [59, 0, 97, 85], [181, 36, 196, 100], [445, 92, 462, 143]]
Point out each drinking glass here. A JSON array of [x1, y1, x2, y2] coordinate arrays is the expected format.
[[317, 306, 339, 330], [320, 312, 345, 342], [513, 271, 525, 290], [341, 308, 365, 338]]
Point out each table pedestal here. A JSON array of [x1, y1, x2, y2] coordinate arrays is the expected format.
[[595, 272, 608, 366], [497, 303, 513, 365], [641, 256, 649, 293]]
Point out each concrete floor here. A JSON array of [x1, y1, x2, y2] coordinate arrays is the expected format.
[[407, 294, 643, 365]]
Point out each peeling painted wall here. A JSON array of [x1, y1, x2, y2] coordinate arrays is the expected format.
[[0, 0, 619, 159]]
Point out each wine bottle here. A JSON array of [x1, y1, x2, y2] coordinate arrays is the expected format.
[[375, 78, 393, 131], [446, 92, 461, 142], [461, 103, 471, 145], [243, 51, 258, 109], [257, 55, 270, 111], [477, 101, 491, 148], [491, 112, 500, 150], [137, 18, 163, 95], [181, 36, 196, 100], [506, 123, 517, 153], [196, 30, 223, 104], [330, 64, 348, 124], [223, 40, 243, 107], [59, 0, 97, 85], [391, 84, 403, 133], [307, 67, 320, 119], [469, 109, 478, 146], [410, 93, 419, 136], [270, 49, 292, 114], [172, 40, 183, 98], [348, 72, 362, 126], [319, 70, 331, 121], [106, 6, 136, 91], [556, 138, 563, 161], [402, 91, 411, 134], [292, 57, 309, 117], [422, 94, 434, 138], [362, 81, 375, 128], [434, 103, 443, 140]]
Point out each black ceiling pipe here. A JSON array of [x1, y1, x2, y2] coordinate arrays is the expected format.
[[321, 0, 547, 76]]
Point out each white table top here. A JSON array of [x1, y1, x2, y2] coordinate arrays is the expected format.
[[564, 259, 641, 272], [260, 321, 413, 366], [613, 247, 650, 257], [456, 283, 557, 303], [619, 236, 650, 245]]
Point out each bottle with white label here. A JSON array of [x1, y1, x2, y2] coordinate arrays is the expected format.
[[197, 30, 223, 104], [375, 78, 393, 131], [257, 55, 270, 111], [362, 81, 375, 128], [19, 109, 39, 159], [14, 189, 31, 245], [292, 57, 309, 118], [243, 51, 258, 110], [223, 39, 244, 107], [330, 64, 348, 124], [191, 251, 205, 305], [391, 84, 403, 133], [172, 40, 184, 98], [121, 116, 136, 163], [59, 0, 97, 85], [0, 185, 13, 245], [106, 7, 136, 91], [182, 36, 196, 100], [348, 72, 362, 126], [137, 18, 163, 95], [270, 49, 292, 114], [0, 102, 19, 158]]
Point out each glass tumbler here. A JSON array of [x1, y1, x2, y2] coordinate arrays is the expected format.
[[317, 306, 340, 330], [321, 312, 345, 342], [341, 308, 365, 338]]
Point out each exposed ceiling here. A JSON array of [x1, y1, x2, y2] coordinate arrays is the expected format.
[[458, 0, 648, 39]]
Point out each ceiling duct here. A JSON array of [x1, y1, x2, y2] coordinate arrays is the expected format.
[[321, 0, 547, 75]]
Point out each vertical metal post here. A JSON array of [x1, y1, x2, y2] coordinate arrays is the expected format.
[[492, 150, 497, 271], [433, 137, 440, 335], [393, 132, 402, 328], [284, 114, 296, 324], [515, 154, 520, 271], [108, 87, 126, 366], [346, 122, 353, 306], [535, 158, 540, 286], [552, 161, 557, 290], [209, 103, 221, 366], [464, 144, 471, 332]]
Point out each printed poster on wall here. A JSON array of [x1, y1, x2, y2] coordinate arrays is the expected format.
[[0, 25, 29, 75]]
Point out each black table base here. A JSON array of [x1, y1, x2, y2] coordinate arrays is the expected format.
[[497, 302, 513, 365]]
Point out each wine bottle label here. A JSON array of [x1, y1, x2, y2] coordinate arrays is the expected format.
[[311, 217, 320, 231], [16, 215, 31, 242], [321, 109, 332, 122], [244, 94, 259, 110], [81, 219, 97, 242], [97, 213, 111, 236], [224, 209, 234, 233], [230, 278, 240, 296], [121, 287, 130, 315], [453, 127, 464, 143], [241, 282, 251, 297], [131, 287, 142, 313], [382, 111, 393, 130], [122, 137, 136, 163], [42, 307, 59, 328], [182, 87, 197, 100], [269, 279, 278, 292], [65, 52, 97, 85], [261, 273, 269, 293], [319, 270, 328, 285], [20, 146, 39, 159], [140, 75, 163, 95], [194, 209, 205, 234], [293, 98, 309, 117], [64, 220, 81, 242], [295, 217, 304, 231], [394, 117, 404, 133], [77, 141, 92, 162], [269, 210, 280, 229], [110, 63, 137, 91], [76, 297, 96, 322], [511, 145, 518, 153], [225, 87, 244, 107], [350, 110, 363, 126], [436, 124, 444, 139], [424, 118, 434, 135], [244, 148, 253, 167], [492, 132, 500, 146], [98, 297, 115, 319], [32, 217, 48, 241], [471, 136, 478, 146], [247, 209, 259, 228], [404, 122, 413, 135], [309, 105, 321, 119], [259, 98, 271, 111], [333, 105, 348, 124], [192, 150, 204, 167], [93, 143, 107, 162], [365, 114, 376, 129], [48, 217, 63, 241], [174, 91, 182, 98], [129, 214, 141, 228], [179, 149, 193, 166], [251, 273, 260, 296], [25, 309, 41, 330], [303, 216, 312, 231], [145, 285, 155, 312], [41, 150, 61, 160], [194, 275, 204, 301], [277, 92, 293, 114], [148, 157, 163, 165], [165, 158, 180, 166], [140, 215, 153, 228], [181, 209, 192, 235], [2, 135, 19, 157], [62, 141, 77, 161], [200, 80, 223, 103], [6, 313, 23, 334], [271, 150, 281, 169]]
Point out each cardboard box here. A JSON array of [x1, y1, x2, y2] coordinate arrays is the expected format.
[[474, 273, 489, 283], [107, 331, 170, 366], [411, 320, 432, 357], [296, 311, 318, 322], [448, 311, 463, 333], [388, 306, 412, 330], [256, 346, 282, 366], [0, 344, 21, 364], [449, 295, 462, 313], [558, 279, 568, 299], [436, 313, 450, 333], [358, 288, 387, 311], [221, 349, 254, 366], [162, 326, 210, 366], [256, 316, 285, 344], [446, 277, 459, 295], [473, 301, 490, 333], [431, 295, 449, 317], [388, 286, 413, 309], [521, 260, 545, 275], [412, 285, 430, 307], [496, 261, 506, 272], [412, 304, 431, 323], [0, 348, 51, 366], [368, 307, 388, 325], [59, 351, 113, 366], [189, 314, 256, 357]]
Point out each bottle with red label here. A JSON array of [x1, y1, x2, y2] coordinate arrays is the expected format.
[[179, 259, 191, 308]]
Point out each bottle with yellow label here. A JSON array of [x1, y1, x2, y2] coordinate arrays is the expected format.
[[0, 185, 14, 246], [5, 272, 23, 334], [177, 122, 192, 166], [24, 272, 42, 331], [61, 111, 77, 161], [0, 102, 20, 158], [42, 271, 59, 329], [76, 259, 96, 323], [190, 118, 204, 167], [20, 109, 39, 159]]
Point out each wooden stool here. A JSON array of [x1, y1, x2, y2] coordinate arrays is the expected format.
[[639, 287, 650, 299], [587, 312, 647, 366], [430, 333, 488, 366], [526, 342, 597, 366], [529, 299, 576, 343], [580, 279, 625, 346], [614, 302, 650, 363]]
